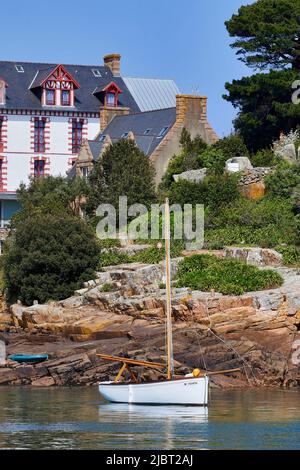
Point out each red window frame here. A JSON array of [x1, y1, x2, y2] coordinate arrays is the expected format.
[[0, 117, 3, 143], [46, 89, 56, 106], [72, 119, 84, 154], [34, 118, 46, 153], [61, 90, 71, 106], [34, 159, 45, 177], [0, 158, 3, 190]]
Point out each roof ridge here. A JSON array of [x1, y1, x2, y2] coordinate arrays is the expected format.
[[0, 59, 109, 68], [111, 107, 176, 119]]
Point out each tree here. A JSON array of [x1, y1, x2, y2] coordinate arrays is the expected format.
[[87, 139, 156, 215], [3, 213, 100, 305], [16, 175, 90, 218], [226, 0, 300, 70], [224, 0, 300, 151], [3, 176, 100, 305], [213, 134, 249, 160], [224, 69, 300, 152]]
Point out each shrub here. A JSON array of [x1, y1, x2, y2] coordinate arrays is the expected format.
[[251, 149, 280, 167], [275, 245, 300, 267], [199, 148, 227, 175], [168, 173, 239, 209], [213, 134, 249, 160], [98, 250, 130, 269], [176, 254, 283, 295], [160, 129, 208, 189], [265, 163, 300, 199], [168, 180, 207, 206], [3, 213, 101, 305]]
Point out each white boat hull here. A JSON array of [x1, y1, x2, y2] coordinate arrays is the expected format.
[[99, 376, 209, 406]]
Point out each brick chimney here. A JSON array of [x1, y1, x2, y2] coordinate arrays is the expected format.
[[175, 94, 207, 124], [103, 53, 121, 77]]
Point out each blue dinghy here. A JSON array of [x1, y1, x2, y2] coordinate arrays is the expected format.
[[9, 354, 49, 364]]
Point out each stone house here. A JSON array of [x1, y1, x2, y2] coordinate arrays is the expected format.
[[71, 94, 218, 185]]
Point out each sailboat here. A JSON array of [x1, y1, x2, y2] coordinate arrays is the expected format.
[[98, 199, 238, 405]]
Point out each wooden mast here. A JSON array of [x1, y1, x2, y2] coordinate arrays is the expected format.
[[165, 198, 174, 380]]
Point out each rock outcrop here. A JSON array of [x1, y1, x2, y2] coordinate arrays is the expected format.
[[0, 261, 300, 389]]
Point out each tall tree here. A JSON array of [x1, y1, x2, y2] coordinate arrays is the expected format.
[[87, 139, 156, 215], [226, 0, 300, 70], [224, 69, 300, 151], [224, 0, 300, 151]]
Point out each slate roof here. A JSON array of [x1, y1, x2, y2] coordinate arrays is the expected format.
[[96, 107, 177, 157], [89, 141, 104, 160], [0, 61, 140, 113]]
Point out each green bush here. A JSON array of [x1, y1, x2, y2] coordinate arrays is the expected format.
[[168, 173, 239, 209], [265, 163, 300, 199], [213, 134, 249, 160], [98, 250, 130, 269], [208, 197, 296, 229], [251, 149, 280, 167], [199, 148, 227, 175], [176, 254, 283, 295], [160, 129, 208, 190], [275, 245, 300, 267], [4, 213, 101, 305]]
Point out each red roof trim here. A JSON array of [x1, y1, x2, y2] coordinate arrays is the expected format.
[[102, 81, 122, 93], [0, 77, 8, 87], [41, 64, 80, 89]]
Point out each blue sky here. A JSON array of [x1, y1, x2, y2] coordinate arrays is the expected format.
[[2, 0, 255, 137]]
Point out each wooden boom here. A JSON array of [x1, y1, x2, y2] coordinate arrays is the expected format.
[[97, 354, 166, 369]]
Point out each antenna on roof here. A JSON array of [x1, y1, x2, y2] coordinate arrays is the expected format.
[[191, 84, 200, 95]]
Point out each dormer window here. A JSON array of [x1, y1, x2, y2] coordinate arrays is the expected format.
[[30, 64, 80, 108], [93, 81, 122, 108]]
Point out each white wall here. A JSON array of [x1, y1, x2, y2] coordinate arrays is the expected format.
[[2, 114, 100, 191]]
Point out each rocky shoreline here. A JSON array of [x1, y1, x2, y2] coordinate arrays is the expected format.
[[1, 253, 300, 389]]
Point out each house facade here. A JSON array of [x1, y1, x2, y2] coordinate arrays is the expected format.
[[0, 53, 179, 245], [73, 94, 218, 184]]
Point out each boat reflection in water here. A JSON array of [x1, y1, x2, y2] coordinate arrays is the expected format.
[[99, 402, 208, 421]]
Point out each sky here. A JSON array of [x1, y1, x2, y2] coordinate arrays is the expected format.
[[1, 0, 255, 137]]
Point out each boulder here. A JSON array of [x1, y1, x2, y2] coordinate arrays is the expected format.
[[240, 180, 265, 200], [31, 376, 55, 387], [173, 168, 207, 183], [226, 157, 253, 173], [224, 247, 283, 267]]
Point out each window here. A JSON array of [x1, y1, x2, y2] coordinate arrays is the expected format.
[[46, 89, 55, 106], [15, 65, 24, 73], [157, 126, 169, 138], [81, 167, 90, 179], [34, 159, 45, 177], [106, 92, 115, 107], [144, 129, 152, 135], [92, 69, 102, 77], [121, 132, 129, 138], [61, 90, 71, 106], [34, 118, 46, 153], [72, 120, 83, 154]]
